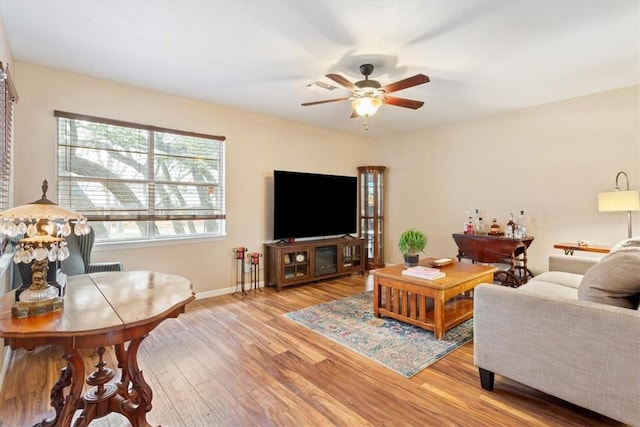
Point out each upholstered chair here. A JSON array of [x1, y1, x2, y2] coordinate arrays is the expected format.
[[60, 227, 123, 276]]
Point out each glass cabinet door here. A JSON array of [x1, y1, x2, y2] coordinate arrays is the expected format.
[[341, 243, 362, 269], [358, 166, 385, 269], [282, 249, 309, 281], [351, 243, 362, 268]]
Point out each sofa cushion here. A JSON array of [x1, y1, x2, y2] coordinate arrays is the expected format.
[[578, 249, 640, 309], [518, 279, 578, 299], [531, 271, 583, 289], [610, 236, 640, 252]]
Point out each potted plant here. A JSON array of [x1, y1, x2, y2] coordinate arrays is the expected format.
[[398, 228, 428, 267]]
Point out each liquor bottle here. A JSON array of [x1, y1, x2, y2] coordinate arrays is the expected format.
[[473, 209, 481, 233], [490, 218, 500, 235], [506, 213, 515, 238], [476, 217, 486, 235], [463, 211, 474, 234], [463, 211, 469, 234], [518, 210, 527, 237]]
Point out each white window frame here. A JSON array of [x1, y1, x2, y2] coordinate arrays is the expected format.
[[0, 63, 17, 255], [55, 110, 226, 244]]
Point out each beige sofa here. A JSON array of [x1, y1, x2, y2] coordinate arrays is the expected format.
[[474, 253, 640, 426]]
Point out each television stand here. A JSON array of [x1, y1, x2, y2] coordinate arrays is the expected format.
[[341, 234, 357, 239], [264, 238, 365, 291]]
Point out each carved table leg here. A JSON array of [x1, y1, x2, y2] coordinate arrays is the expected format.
[[74, 347, 118, 427], [115, 342, 138, 403], [33, 339, 157, 427], [34, 349, 85, 427], [113, 336, 156, 427], [519, 246, 534, 283]]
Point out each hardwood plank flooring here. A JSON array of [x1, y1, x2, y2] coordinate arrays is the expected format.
[[0, 274, 626, 426]]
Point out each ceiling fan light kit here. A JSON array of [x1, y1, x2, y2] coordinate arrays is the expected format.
[[352, 96, 383, 117], [302, 63, 430, 130]]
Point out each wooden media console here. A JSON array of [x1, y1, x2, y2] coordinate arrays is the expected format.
[[264, 238, 365, 291]]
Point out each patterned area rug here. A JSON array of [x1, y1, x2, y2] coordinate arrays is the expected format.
[[284, 291, 473, 378]]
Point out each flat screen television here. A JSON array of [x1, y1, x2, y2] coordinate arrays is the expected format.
[[273, 170, 357, 240]]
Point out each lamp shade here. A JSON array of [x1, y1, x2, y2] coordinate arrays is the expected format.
[[597, 190, 640, 212], [0, 201, 85, 221]]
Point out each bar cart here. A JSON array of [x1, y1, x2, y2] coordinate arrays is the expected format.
[[452, 233, 535, 287]]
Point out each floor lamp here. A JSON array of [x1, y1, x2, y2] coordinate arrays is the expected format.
[[597, 171, 640, 239]]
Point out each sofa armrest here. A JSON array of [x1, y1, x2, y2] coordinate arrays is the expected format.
[[548, 255, 598, 275], [473, 284, 640, 425]]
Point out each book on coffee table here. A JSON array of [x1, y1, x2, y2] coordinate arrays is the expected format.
[[402, 266, 446, 280]]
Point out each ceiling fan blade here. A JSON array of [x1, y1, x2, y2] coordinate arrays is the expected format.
[[301, 97, 350, 107], [382, 74, 430, 94], [350, 110, 359, 119], [384, 96, 425, 109], [326, 73, 357, 90]]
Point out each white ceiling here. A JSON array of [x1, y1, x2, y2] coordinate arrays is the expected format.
[[1, 0, 639, 139]]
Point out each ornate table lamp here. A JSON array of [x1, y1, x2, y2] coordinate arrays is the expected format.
[[0, 180, 90, 318]]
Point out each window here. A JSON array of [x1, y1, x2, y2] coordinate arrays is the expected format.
[[0, 63, 16, 213], [55, 111, 226, 243], [0, 63, 17, 255]]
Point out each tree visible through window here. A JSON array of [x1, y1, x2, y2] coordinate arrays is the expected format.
[[55, 111, 226, 243]]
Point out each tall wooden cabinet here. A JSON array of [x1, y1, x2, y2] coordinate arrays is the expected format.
[[358, 166, 386, 269]]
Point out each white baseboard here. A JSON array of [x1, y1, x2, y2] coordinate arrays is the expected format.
[[196, 281, 266, 300]]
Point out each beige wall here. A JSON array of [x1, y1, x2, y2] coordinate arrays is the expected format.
[[12, 62, 374, 295], [0, 16, 14, 75], [377, 85, 640, 273], [7, 58, 640, 290]]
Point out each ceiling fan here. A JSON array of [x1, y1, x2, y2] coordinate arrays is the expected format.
[[302, 64, 430, 119]]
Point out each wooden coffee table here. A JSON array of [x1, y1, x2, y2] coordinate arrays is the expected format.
[[371, 258, 496, 339]]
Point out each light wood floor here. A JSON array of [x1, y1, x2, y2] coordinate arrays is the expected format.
[[0, 274, 625, 426]]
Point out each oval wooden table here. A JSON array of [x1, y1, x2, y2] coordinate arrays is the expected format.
[[0, 271, 195, 427]]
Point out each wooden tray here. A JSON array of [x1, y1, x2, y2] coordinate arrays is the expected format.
[[430, 258, 454, 267]]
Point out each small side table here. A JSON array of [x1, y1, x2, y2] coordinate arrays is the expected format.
[[553, 242, 611, 256]]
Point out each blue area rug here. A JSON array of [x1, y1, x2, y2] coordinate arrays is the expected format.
[[284, 291, 473, 378]]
